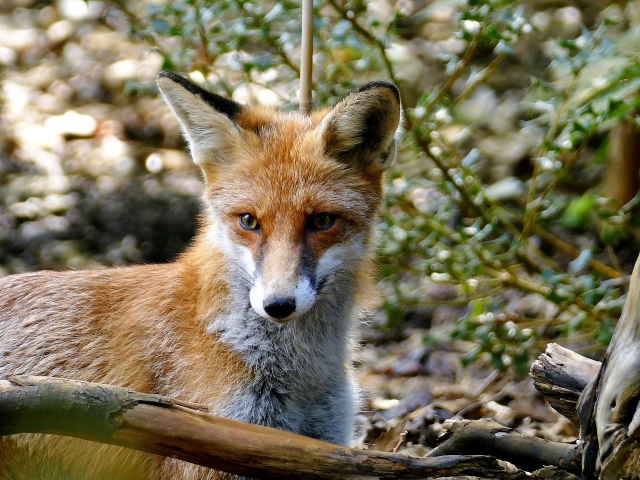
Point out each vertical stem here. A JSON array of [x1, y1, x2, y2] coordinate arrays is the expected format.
[[299, 0, 313, 113]]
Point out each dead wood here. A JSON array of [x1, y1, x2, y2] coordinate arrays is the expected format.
[[0, 375, 523, 480], [577, 253, 640, 480], [425, 418, 582, 475], [530, 343, 601, 426], [528, 254, 640, 480], [603, 119, 640, 206]]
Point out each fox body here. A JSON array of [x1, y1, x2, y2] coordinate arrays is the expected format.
[[0, 72, 401, 479]]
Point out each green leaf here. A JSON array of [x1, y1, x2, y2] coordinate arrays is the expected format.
[[563, 194, 595, 230]]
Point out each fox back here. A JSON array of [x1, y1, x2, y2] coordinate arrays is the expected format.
[[0, 72, 401, 479]]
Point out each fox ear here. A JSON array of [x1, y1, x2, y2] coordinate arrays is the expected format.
[[317, 81, 402, 171], [157, 71, 244, 166]]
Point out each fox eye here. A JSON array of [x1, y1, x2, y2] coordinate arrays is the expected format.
[[239, 213, 260, 231], [310, 213, 337, 232]]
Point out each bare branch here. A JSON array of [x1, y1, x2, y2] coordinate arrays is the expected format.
[[530, 343, 600, 426], [427, 418, 582, 475], [0, 375, 521, 480]]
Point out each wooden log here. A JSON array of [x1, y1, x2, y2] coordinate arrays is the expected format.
[[426, 418, 582, 475], [0, 375, 522, 480], [530, 343, 601, 426], [603, 119, 640, 206], [578, 253, 640, 480]]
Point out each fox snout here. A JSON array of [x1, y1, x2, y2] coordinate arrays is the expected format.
[[263, 296, 296, 320], [249, 273, 316, 322]]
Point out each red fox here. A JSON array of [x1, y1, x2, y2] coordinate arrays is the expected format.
[[0, 71, 401, 479]]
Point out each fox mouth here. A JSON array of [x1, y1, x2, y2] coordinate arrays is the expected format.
[[269, 316, 295, 324], [257, 305, 304, 324]]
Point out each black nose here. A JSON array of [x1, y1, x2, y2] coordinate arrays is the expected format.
[[264, 297, 296, 319]]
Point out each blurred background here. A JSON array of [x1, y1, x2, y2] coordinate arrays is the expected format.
[[2, 0, 640, 454]]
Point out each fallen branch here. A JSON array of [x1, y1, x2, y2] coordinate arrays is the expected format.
[[530, 343, 601, 426], [426, 418, 582, 475], [0, 375, 521, 480]]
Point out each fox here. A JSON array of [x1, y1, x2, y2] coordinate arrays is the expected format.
[[0, 71, 401, 479]]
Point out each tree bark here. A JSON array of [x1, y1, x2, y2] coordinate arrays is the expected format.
[[603, 119, 640, 206], [578, 253, 640, 480], [426, 418, 582, 475], [530, 343, 601, 426], [0, 375, 521, 480], [527, 255, 640, 480]]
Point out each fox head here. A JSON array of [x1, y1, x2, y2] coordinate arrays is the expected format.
[[158, 72, 401, 323]]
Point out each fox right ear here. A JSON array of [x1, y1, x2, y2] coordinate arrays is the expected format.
[[157, 71, 244, 166], [317, 81, 402, 172]]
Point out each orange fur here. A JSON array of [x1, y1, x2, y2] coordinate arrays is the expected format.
[[0, 252, 251, 479]]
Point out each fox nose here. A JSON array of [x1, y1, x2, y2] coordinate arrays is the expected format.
[[264, 297, 296, 319]]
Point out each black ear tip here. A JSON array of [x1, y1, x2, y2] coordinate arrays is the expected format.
[[157, 70, 243, 119], [352, 81, 400, 103], [158, 71, 182, 83]]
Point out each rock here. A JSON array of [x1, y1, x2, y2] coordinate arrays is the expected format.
[[103, 53, 163, 86], [425, 350, 459, 377], [484, 177, 525, 202], [553, 7, 582, 38], [58, 0, 105, 22], [232, 84, 281, 106], [45, 110, 98, 138], [46, 20, 73, 44], [14, 125, 62, 150], [455, 86, 498, 126], [104, 59, 142, 83], [478, 133, 527, 165], [0, 28, 39, 52], [531, 11, 552, 35], [0, 46, 16, 66]]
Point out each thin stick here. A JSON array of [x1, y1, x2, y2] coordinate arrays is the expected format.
[[299, 0, 313, 113]]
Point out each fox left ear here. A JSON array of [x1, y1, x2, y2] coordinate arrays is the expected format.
[[317, 81, 402, 171], [157, 71, 245, 167]]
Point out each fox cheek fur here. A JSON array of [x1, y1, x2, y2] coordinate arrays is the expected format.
[[0, 71, 401, 479]]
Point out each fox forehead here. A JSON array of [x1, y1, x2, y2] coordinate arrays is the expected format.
[[203, 110, 384, 221]]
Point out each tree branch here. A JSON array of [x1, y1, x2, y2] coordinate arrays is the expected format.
[[426, 418, 582, 475], [530, 343, 601, 427], [0, 375, 522, 479]]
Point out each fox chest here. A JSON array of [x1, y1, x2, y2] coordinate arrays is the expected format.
[[216, 364, 353, 446], [198, 306, 355, 445]]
